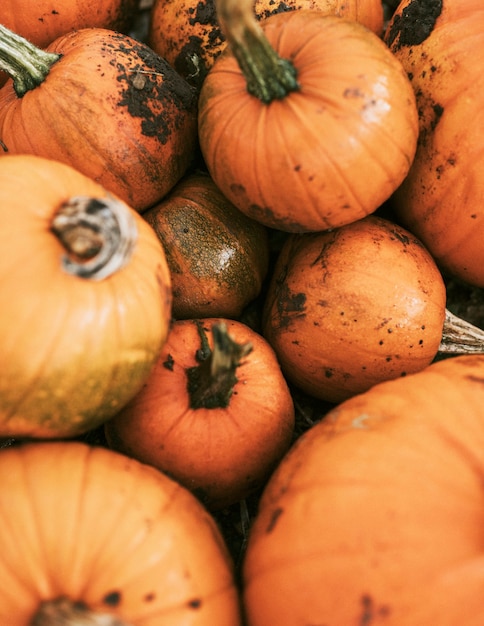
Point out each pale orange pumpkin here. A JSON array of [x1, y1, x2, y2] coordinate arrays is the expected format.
[[243, 354, 484, 625], [105, 318, 295, 510], [0, 154, 172, 439], [0, 440, 242, 625], [198, 0, 418, 232]]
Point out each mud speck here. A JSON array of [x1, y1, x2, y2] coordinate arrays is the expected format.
[[386, 0, 443, 50]]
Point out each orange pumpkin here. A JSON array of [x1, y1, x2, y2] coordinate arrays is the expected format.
[[243, 354, 484, 625], [149, 0, 384, 90], [0, 440, 241, 625], [262, 215, 448, 403], [198, 0, 418, 232], [0, 0, 138, 49], [105, 318, 295, 510], [0, 154, 172, 439], [0, 24, 198, 212], [384, 0, 484, 287], [143, 172, 270, 320]]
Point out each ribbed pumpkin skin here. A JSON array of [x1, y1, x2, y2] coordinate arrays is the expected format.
[[385, 0, 484, 287], [0, 0, 138, 48], [198, 12, 418, 233], [243, 355, 484, 626], [0, 155, 172, 439], [143, 172, 269, 320], [149, 0, 384, 90], [105, 318, 295, 510], [262, 215, 446, 403], [0, 28, 198, 212], [0, 441, 241, 625]]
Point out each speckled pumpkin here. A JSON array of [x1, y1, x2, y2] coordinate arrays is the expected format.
[[262, 215, 447, 403], [148, 0, 384, 90]]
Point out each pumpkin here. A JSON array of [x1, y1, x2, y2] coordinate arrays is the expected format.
[[143, 171, 270, 320], [242, 354, 484, 625], [0, 440, 241, 625], [197, 0, 418, 233], [104, 318, 295, 510], [148, 0, 384, 90], [0, 154, 172, 439], [0, 0, 138, 49], [0, 24, 198, 212], [262, 214, 484, 404], [384, 0, 484, 287]]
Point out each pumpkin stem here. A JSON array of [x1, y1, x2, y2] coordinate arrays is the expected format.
[[186, 320, 253, 409], [439, 308, 484, 354], [51, 195, 138, 281], [31, 597, 132, 626], [215, 0, 299, 103], [0, 24, 60, 97]]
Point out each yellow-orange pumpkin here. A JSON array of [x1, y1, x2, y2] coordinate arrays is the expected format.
[[0, 440, 241, 625], [243, 354, 484, 626], [0, 154, 172, 439], [198, 0, 418, 232]]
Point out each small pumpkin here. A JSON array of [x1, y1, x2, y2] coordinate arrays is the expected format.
[[384, 0, 484, 287], [262, 214, 484, 403], [0, 24, 198, 212], [0, 440, 242, 625], [0, 154, 172, 439], [0, 0, 138, 49], [148, 0, 384, 90], [104, 318, 295, 510], [143, 171, 270, 320], [243, 354, 484, 625], [197, 0, 418, 232]]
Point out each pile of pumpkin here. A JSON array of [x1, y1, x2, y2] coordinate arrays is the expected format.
[[1, 0, 484, 623]]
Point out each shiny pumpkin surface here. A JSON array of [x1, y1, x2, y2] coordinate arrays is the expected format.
[[262, 215, 447, 403], [243, 354, 484, 625], [143, 172, 269, 320], [385, 0, 484, 286], [198, 11, 418, 232], [0, 155, 172, 438], [105, 318, 295, 510], [149, 0, 384, 90], [0, 27, 198, 212], [0, 0, 138, 48], [0, 441, 241, 625]]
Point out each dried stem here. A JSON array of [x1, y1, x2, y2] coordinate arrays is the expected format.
[[439, 308, 484, 354], [30, 597, 132, 626]]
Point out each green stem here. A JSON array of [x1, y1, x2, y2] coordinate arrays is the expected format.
[[0, 24, 60, 97], [215, 0, 299, 103], [186, 321, 253, 409]]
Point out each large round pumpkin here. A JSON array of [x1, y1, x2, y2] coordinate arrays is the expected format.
[[243, 354, 484, 625], [384, 0, 484, 287], [0, 154, 172, 439], [0, 440, 241, 625], [198, 1, 418, 232], [149, 0, 384, 90]]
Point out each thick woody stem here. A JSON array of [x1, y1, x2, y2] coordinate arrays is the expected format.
[[215, 0, 299, 103], [439, 308, 484, 354], [51, 195, 137, 281], [30, 597, 132, 626]]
